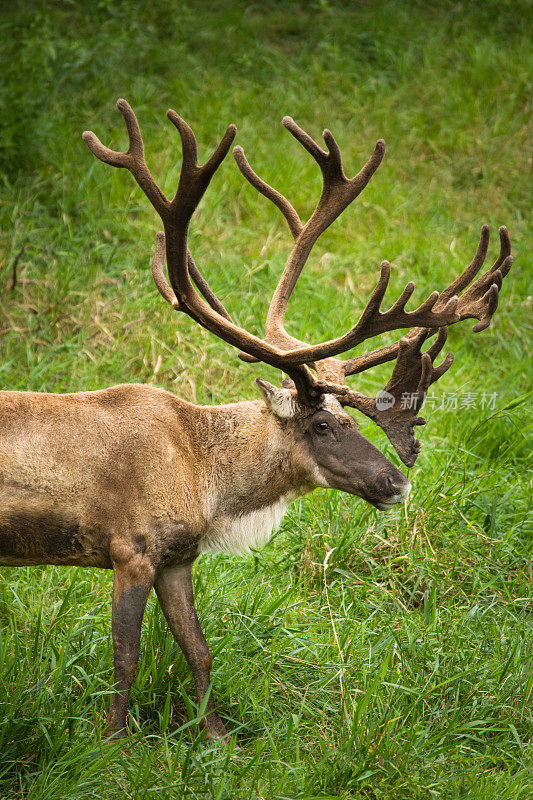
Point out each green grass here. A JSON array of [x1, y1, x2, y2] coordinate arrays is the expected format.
[[0, 0, 532, 797]]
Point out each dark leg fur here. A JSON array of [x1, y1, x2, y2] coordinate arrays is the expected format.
[[105, 574, 152, 738], [155, 562, 229, 741]]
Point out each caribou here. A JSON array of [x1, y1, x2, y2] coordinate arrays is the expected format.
[[0, 100, 512, 741]]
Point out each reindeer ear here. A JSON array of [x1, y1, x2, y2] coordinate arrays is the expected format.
[[256, 378, 297, 419]]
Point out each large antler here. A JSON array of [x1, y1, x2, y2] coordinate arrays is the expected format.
[[83, 101, 512, 466], [83, 100, 322, 398], [234, 127, 511, 361], [233, 122, 511, 465]]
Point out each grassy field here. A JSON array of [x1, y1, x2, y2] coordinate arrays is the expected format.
[[0, 0, 532, 797]]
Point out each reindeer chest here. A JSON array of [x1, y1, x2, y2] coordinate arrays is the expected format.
[[199, 494, 296, 555]]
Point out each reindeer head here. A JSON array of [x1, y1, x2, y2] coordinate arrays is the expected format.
[[256, 378, 410, 509]]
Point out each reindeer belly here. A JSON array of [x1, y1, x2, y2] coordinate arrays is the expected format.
[[0, 485, 111, 568]]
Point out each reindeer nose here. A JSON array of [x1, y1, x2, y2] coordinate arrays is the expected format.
[[385, 474, 411, 499], [375, 469, 411, 506]]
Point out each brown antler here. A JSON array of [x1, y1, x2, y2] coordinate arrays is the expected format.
[[83, 100, 321, 398], [342, 224, 512, 378], [233, 120, 511, 464], [83, 101, 512, 466], [235, 139, 511, 363]]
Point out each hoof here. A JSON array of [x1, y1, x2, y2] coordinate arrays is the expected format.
[[204, 716, 231, 744], [205, 730, 230, 744]]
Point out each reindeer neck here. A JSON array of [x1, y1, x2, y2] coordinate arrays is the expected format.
[[195, 400, 309, 518]]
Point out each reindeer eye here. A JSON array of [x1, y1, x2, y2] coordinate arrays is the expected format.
[[314, 420, 330, 433]]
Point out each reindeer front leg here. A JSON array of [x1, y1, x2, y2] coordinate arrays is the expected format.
[[105, 551, 155, 738], [154, 562, 229, 741]]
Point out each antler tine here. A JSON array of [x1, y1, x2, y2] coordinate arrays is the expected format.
[[282, 117, 330, 166], [342, 325, 445, 378], [82, 99, 170, 217], [493, 225, 512, 270], [152, 231, 179, 308], [356, 261, 393, 325], [233, 146, 303, 239], [166, 109, 199, 174], [266, 124, 386, 343], [343, 340, 401, 377], [187, 252, 234, 322], [331, 327, 455, 467], [437, 224, 490, 304]]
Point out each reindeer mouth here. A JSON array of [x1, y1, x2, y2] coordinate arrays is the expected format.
[[375, 499, 403, 511]]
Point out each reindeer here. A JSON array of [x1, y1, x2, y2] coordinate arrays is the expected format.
[[0, 100, 512, 741]]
